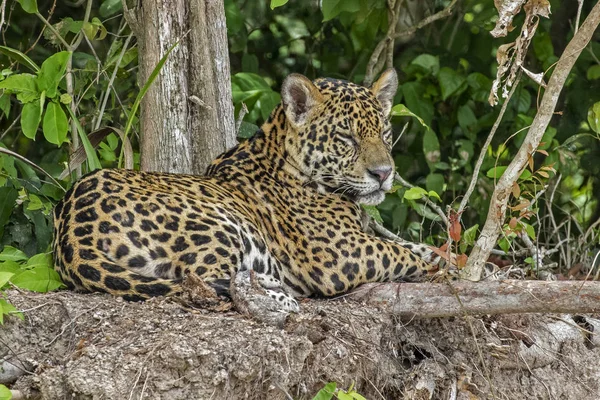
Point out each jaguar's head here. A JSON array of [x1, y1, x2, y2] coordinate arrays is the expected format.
[[280, 69, 398, 206]]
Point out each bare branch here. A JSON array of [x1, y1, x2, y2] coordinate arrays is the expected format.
[[457, 77, 521, 217]]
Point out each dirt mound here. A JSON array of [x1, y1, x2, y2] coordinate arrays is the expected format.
[[2, 290, 599, 399]]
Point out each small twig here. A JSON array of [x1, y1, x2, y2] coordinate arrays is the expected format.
[[392, 0, 458, 40], [0, 147, 65, 191], [35, 12, 70, 48], [95, 33, 134, 130], [363, 0, 404, 86], [0, 0, 7, 33], [391, 122, 408, 148], [446, 9, 462, 51], [457, 77, 521, 216], [235, 103, 249, 134], [575, 0, 584, 33], [0, 112, 21, 142]]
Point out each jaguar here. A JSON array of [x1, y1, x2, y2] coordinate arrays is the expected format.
[[52, 69, 442, 312]]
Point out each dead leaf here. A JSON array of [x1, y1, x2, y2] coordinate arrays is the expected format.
[[511, 182, 521, 198], [509, 217, 518, 229], [488, 0, 551, 106], [521, 66, 548, 87], [449, 218, 462, 242], [490, 0, 527, 38], [456, 254, 468, 268], [511, 200, 531, 211]]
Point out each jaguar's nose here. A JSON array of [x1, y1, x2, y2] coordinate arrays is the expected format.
[[368, 167, 393, 184]]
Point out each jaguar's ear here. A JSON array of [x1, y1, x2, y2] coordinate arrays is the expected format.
[[371, 68, 398, 116], [281, 74, 323, 127]]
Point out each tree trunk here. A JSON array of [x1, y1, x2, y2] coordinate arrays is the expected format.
[[132, 0, 236, 174]]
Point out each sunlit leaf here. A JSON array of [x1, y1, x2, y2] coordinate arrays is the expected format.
[[11, 266, 63, 293], [270, 0, 289, 9], [43, 101, 68, 146], [312, 382, 336, 400], [391, 104, 429, 130], [17, 0, 38, 13]]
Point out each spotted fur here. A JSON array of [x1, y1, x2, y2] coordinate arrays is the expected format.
[[52, 70, 441, 310]]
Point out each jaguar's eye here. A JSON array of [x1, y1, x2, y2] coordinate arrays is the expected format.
[[337, 133, 358, 147]]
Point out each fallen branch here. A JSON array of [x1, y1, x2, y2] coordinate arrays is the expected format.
[[463, 1, 600, 281], [349, 280, 600, 318]]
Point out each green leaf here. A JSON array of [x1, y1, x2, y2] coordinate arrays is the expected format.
[[17, 0, 38, 13], [0, 94, 10, 116], [99, 0, 123, 18], [26, 193, 43, 211], [427, 190, 442, 201], [38, 51, 71, 99], [0, 73, 39, 103], [321, 0, 360, 21], [43, 101, 68, 145], [26, 253, 52, 268], [21, 99, 43, 139], [362, 205, 383, 223], [0, 261, 21, 275], [337, 393, 353, 400], [486, 166, 531, 180], [523, 223, 536, 240], [438, 67, 465, 100], [410, 54, 439, 75], [516, 89, 532, 114], [0, 246, 27, 263], [258, 91, 281, 121], [463, 224, 479, 247], [486, 166, 506, 179], [403, 187, 427, 200], [427, 191, 441, 201], [498, 236, 511, 253], [270, 0, 289, 9], [10, 266, 63, 293], [391, 104, 429, 130], [587, 101, 600, 134], [422, 130, 440, 166], [0, 188, 18, 239], [312, 382, 336, 400], [238, 121, 259, 139], [0, 271, 14, 289], [457, 104, 477, 139], [0, 383, 12, 400], [401, 82, 433, 127], [0, 46, 40, 72], [425, 173, 444, 195], [587, 65, 600, 80], [224, 0, 244, 34], [0, 299, 23, 325]]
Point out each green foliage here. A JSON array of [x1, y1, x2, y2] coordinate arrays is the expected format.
[[0, 383, 12, 400], [312, 382, 366, 400]]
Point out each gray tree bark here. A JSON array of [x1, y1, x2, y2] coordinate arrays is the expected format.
[[126, 0, 236, 174]]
